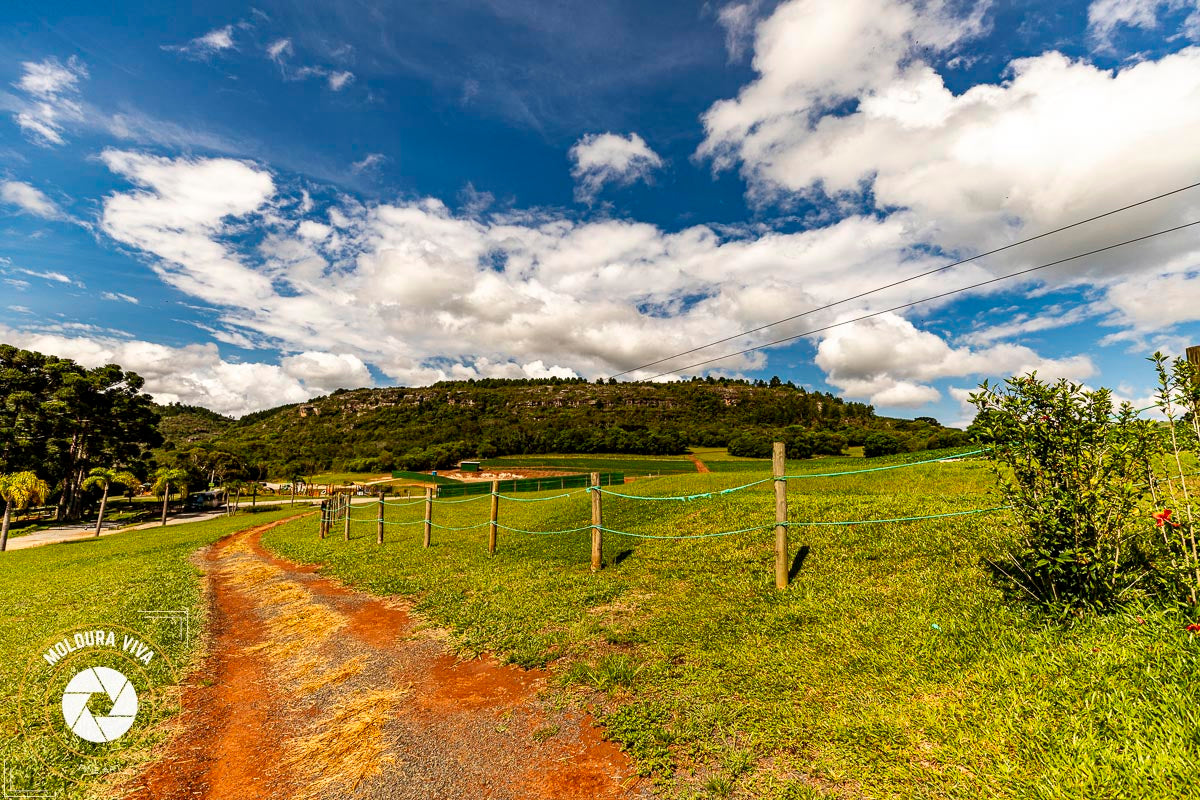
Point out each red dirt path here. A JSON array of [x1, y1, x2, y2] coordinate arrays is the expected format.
[[116, 517, 646, 800]]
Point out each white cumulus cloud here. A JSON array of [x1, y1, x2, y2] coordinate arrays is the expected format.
[[569, 132, 664, 203], [99, 149, 277, 306], [815, 313, 1096, 407], [280, 351, 373, 394], [695, 0, 1200, 370], [0, 323, 368, 417], [86, 149, 1097, 416]]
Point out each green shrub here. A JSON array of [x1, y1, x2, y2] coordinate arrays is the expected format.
[[810, 431, 847, 455], [863, 432, 904, 458], [727, 433, 772, 459], [970, 375, 1155, 608]]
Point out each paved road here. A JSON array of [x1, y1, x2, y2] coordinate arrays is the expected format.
[[3, 511, 232, 551], [3, 496, 390, 553]]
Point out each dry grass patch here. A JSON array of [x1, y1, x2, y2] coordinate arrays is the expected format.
[[283, 687, 411, 798], [216, 545, 411, 798]]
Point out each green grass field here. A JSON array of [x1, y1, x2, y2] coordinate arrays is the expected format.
[[261, 458, 1200, 799], [0, 508, 304, 797]]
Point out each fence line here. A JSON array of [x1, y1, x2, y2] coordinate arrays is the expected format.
[[345, 505, 1010, 537], [320, 441, 1013, 588]]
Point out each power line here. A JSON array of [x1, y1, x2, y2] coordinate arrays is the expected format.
[[640, 217, 1200, 381], [610, 179, 1200, 379]]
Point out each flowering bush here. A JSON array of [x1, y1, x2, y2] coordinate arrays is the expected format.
[[1147, 352, 1200, 606], [970, 375, 1156, 608]]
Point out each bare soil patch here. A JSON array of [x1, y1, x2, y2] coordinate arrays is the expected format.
[[436, 467, 579, 482], [115, 519, 646, 800]]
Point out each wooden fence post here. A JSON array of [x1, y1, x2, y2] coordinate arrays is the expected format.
[[423, 487, 433, 548], [488, 479, 499, 554], [319, 500, 327, 539], [377, 491, 385, 545], [591, 472, 603, 572], [773, 441, 788, 589], [343, 494, 350, 541]]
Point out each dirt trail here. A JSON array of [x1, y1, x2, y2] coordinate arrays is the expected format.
[[686, 454, 710, 474], [118, 518, 645, 800]]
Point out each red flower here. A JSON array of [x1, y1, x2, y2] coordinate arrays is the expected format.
[[1186, 624, 1200, 633], [1154, 508, 1178, 528]]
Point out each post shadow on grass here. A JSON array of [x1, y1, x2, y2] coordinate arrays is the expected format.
[[613, 549, 634, 567], [788, 545, 810, 582]]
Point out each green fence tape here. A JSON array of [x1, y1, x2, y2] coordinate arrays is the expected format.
[[597, 477, 771, 502], [495, 489, 588, 502], [599, 523, 775, 540], [496, 523, 594, 535], [428, 521, 492, 531], [784, 506, 1010, 526]]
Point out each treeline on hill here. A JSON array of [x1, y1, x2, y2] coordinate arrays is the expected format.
[[160, 376, 969, 478], [0, 345, 161, 521], [1, 342, 972, 506]]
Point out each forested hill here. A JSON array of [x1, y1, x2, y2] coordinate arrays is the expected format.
[[159, 377, 968, 477]]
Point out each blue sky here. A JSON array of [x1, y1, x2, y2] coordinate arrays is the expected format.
[[1, 0, 1199, 420]]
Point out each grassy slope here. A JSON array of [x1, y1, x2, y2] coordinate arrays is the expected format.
[[262, 457, 1200, 799], [0, 508, 303, 798]]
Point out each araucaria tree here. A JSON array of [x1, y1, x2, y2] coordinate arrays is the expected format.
[[0, 345, 161, 522], [0, 471, 51, 551], [81, 467, 139, 537]]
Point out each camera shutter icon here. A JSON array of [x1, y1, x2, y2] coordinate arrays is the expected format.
[[61, 666, 139, 743]]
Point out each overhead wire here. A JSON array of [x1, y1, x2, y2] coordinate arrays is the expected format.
[[640, 218, 1200, 380], [609, 179, 1200, 380]]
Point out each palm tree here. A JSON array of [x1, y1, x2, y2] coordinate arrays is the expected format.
[[81, 467, 139, 537], [1, 471, 51, 552], [288, 471, 304, 506], [152, 468, 189, 526], [225, 479, 248, 515]]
